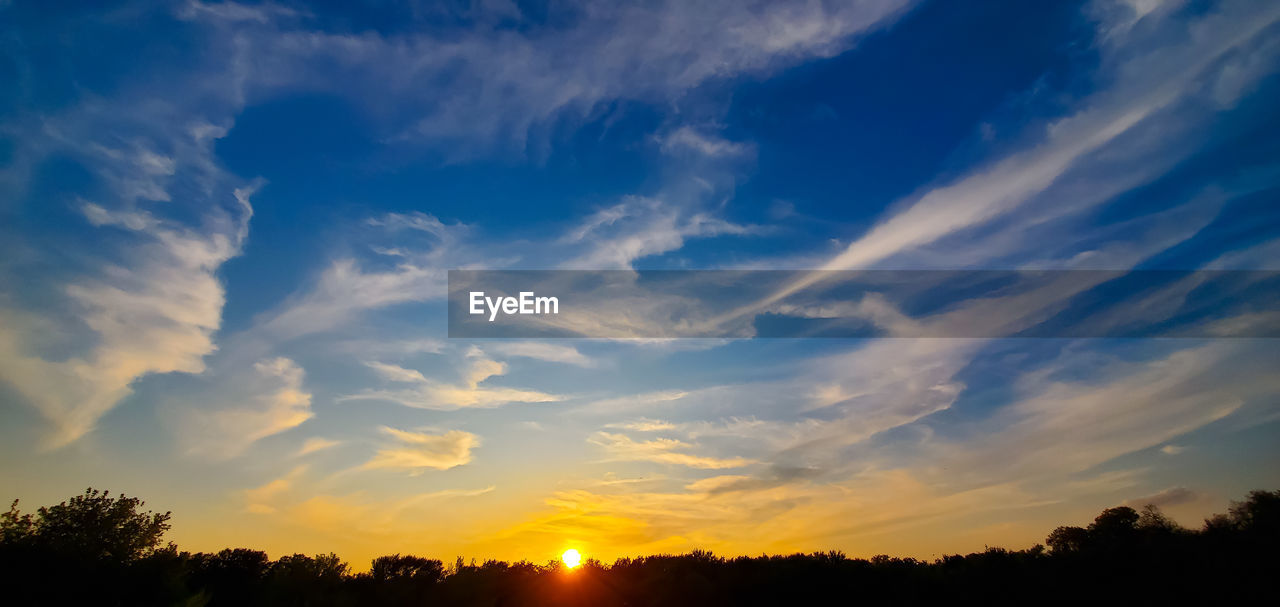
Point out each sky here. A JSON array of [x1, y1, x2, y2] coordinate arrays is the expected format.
[[1, 0, 1279, 568]]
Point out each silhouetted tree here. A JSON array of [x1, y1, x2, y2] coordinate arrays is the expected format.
[[0, 488, 176, 605], [190, 548, 272, 606], [1135, 504, 1180, 532], [1087, 506, 1139, 537], [1046, 525, 1089, 554], [1, 499, 35, 544], [2, 487, 170, 562], [1227, 489, 1280, 536]]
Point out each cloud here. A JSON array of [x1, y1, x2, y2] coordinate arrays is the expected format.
[[705, 339, 977, 465], [607, 419, 678, 432], [684, 467, 822, 496], [338, 338, 446, 357], [684, 475, 756, 493], [239, 465, 495, 552], [366, 212, 456, 236], [362, 426, 480, 474], [929, 341, 1280, 487], [589, 431, 754, 469], [1160, 445, 1185, 455], [462, 353, 506, 386], [599, 342, 974, 471], [0, 177, 257, 449], [252, 212, 481, 340], [480, 467, 1055, 560], [244, 465, 308, 514], [1123, 486, 1203, 509], [0, 21, 267, 448], [659, 127, 754, 158], [712, 0, 1280, 325], [344, 383, 563, 411], [258, 260, 444, 340], [297, 437, 342, 456], [560, 196, 760, 269], [176, 0, 914, 156], [342, 352, 563, 410], [415, 485, 497, 500], [182, 357, 314, 459], [364, 361, 428, 383], [580, 390, 693, 413], [484, 342, 598, 368]]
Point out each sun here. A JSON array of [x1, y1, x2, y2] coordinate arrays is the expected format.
[[561, 548, 582, 568]]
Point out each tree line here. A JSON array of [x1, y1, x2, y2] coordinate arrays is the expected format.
[[1, 487, 1277, 606]]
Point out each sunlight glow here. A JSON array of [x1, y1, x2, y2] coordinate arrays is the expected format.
[[561, 548, 582, 568]]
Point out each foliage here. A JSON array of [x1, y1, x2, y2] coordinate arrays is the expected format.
[[370, 553, 445, 583], [1, 488, 171, 562]]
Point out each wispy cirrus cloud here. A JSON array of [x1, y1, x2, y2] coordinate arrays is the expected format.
[[181, 357, 314, 460], [297, 437, 343, 457], [926, 341, 1280, 488], [658, 127, 755, 159], [715, 0, 1280, 324], [560, 196, 761, 270], [342, 351, 563, 410], [175, 0, 915, 156]]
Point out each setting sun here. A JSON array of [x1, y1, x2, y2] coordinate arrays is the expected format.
[[561, 549, 582, 568]]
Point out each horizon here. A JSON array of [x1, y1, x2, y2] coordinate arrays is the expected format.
[[3, 0, 1280, 571], [7, 484, 1278, 573]]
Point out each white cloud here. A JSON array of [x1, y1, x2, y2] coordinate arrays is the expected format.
[[589, 431, 754, 469], [259, 259, 444, 340], [712, 0, 1280, 325], [560, 196, 759, 269], [602, 340, 977, 466], [364, 361, 428, 383], [607, 418, 678, 432], [339, 337, 446, 357], [252, 212, 479, 340], [297, 437, 342, 456], [930, 341, 1280, 487], [659, 127, 754, 158], [580, 390, 693, 413], [341, 353, 563, 410], [485, 342, 598, 368], [0, 160, 257, 448], [0, 23, 271, 448], [362, 426, 480, 473], [183, 357, 315, 459], [177, 0, 914, 156]]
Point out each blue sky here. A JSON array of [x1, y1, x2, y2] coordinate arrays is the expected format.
[[1, 0, 1279, 565]]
